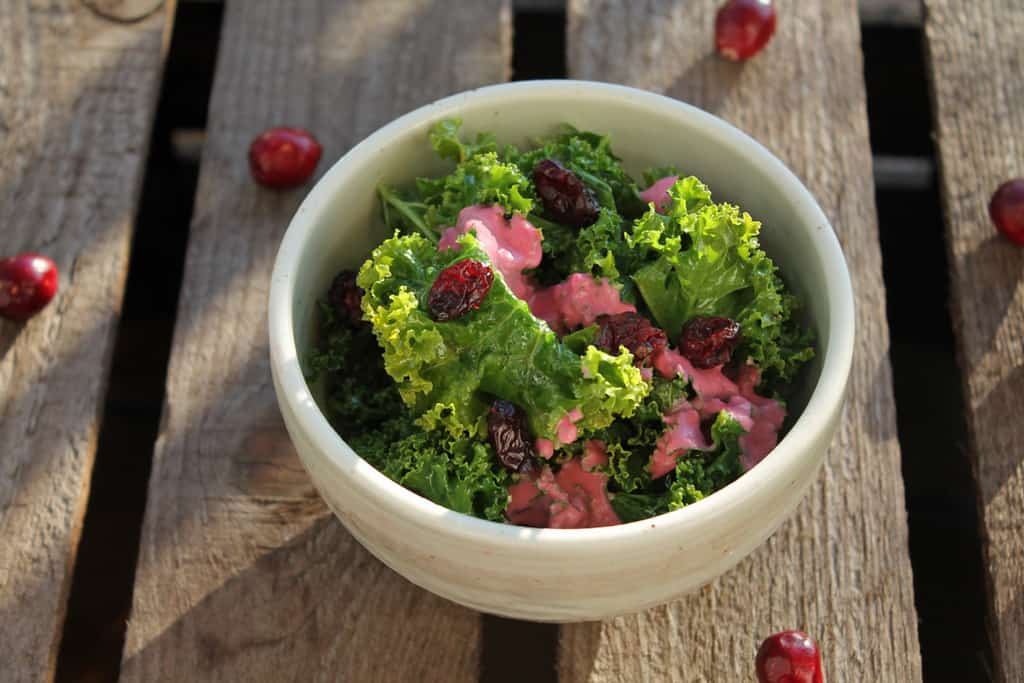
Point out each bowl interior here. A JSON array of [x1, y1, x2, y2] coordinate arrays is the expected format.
[[291, 84, 831, 429]]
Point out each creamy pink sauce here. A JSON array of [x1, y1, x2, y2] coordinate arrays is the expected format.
[[505, 440, 621, 528], [652, 347, 737, 399], [734, 364, 786, 469], [438, 205, 633, 336], [649, 399, 710, 478], [556, 408, 583, 443], [649, 349, 788, 475], [534, 408, 584, 458], [640, 175, 679, 213], [527, 273, 635, 335], [438, 205, 543, 300]]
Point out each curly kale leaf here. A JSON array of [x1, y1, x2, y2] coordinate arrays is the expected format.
[[415, 152, 535, 228], [626, 176, 814, 384], [510, 126, 647, 218], [357, 231, 649, 440], [378, 121, 535, 240], [307, 302, 401, 436], [350, 414, 510, 522], [428, 118, 498, 162], [609, 410, 746, 523], [592, 376, 690, 494]]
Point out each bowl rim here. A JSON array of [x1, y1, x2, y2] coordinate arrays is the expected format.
[[268, 79, 855, 547]]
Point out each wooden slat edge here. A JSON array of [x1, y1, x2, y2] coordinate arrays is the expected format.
[[120, 1, 510, 680], [561, 1, 923, 680], [0, 3, 173, 682], [922, 2, 1024, 680]]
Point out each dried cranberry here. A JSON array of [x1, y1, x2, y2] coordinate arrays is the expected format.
[[594, 312, 668, 365], [327, 270, 364, 327], [248, 127, 322, 189], [533, 159, 600, 227], [427, 259, 494, 322], [755, 630, 824, 683], [0, 253, 59, 322], [679, 316, 741, 369], [488, 400, 536, 474]]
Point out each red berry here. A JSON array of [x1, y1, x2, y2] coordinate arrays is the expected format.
[[427, 259, 494, 322], [488, 400, 536, 474], [990, 178, 1024, 246], [328, 269, 365, 327], [0, 254, 58, 322], [679, 316, 741, 369], [755, 630, 823, 683], [248, 127, 322, 189], [594, 312, 668, 366], [533, 159, 601, 227], [715, 0, 777, 61]]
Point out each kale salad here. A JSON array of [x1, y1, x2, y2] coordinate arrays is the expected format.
[[308, 120, 814, 528]]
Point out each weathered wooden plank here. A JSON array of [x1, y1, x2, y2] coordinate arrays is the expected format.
[[120, 1, 510, 680], [922, 3, 1024, 681], [562, 1, 922, 681], [516, 0, 923, 25], [0, 3, 171, 682]]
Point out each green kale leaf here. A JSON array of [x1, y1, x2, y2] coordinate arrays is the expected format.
[[415, 151, 535, 229], [608, 407, 746, 523], [510, 126, 647, 217], [608, 492, 670, 524], [377, 121, 535, 241], [357, 231, 650, 440], [594, 376, 690, 494], [350, 414, 510, 522], [428, 118, 498, 162], [307, 301, 401, 437], [627, 177, 813, 384]]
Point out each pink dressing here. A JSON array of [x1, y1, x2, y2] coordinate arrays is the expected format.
[[438, 206, 634, 337], [652, 347, 738, 399], [649, 399, 710, 478], [534, 407, 584, 459], [556, 408, 584, 445], [506, 476, 551, 528], [438, 205, 543, 301], [735, 365, 786, 469], [504, 440, 621, 528], [699, 395, 756, 432], [528, 273, 635, 334], [581, 439, 609, 470], [649, 356, 788, 476], [639, 175, 679, 213]]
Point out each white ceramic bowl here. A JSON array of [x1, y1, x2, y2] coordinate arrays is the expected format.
[[268, 80, 854, 622]]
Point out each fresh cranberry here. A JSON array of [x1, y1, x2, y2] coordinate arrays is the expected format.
[[755, 630, 823, 683], [715, 0, 777, 61], [679, 316, 741, 369], [533, 159, 600, 227], [327, 270, 365, 327], [594, 312, 668, 366], [0, 254, 59, 322], [248, 127, 322, 189], [427, 259, 494, 322], [990, 178, 1024, 246], [488, 400, 536, 474]]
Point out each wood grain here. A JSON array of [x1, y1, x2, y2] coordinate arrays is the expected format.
[[562, 1, 923, 681], [922, 3, 1024, 681], [120, 1, 510, 680], [0, 3, 171, 682], [517, 0, 923, 25]]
